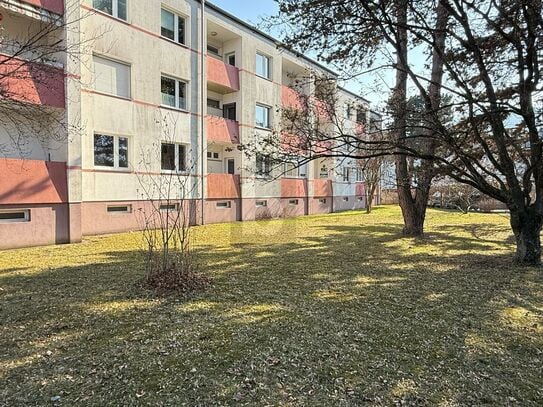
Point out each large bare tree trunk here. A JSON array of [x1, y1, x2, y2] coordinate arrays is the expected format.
[[510, 207, 542, 265]]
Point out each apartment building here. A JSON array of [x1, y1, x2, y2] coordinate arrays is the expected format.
[[0, 0, 380, 249]]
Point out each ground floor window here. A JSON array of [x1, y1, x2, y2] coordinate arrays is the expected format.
[[161, 143, 187, 172], [0, 209, 30, 223], [94, 134, 129, 168]]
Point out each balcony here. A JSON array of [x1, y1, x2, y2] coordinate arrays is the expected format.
[[207, 116, 239, 144], [356, 182, 366, 196], [0, 158, 67, 204], [281, 178, 308, 198], [19, 0, 64, 15], [0, 55, 65, 108], [207, 173, 241, 199], [313, 179, 333, 197], [281, 85, 304, 110], [207, 56, 239, 94]]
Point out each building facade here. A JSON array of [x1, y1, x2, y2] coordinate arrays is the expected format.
[[0, 0, 379, 249]]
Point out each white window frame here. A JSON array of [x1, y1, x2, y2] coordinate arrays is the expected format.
[[161, 75, 188, 111], [93, 133, 130, 169], [255, 104, 271, 129], [161, 142, 188, 173], [216, 201, 232, 209], [0, 209, 30, 223], [288, 199, 299, 206], [356, 168, 364, 182], [342, 167, 351, 182], [256, 52, 271, 79], [107, 205, 132, 214], [160, 7, 186, 45], [93, 0, 127, 20], [256, 153, 272, 177], [159, 203, 179, 212], [256, 200, 268, 207], [92, 54, 131, 99]]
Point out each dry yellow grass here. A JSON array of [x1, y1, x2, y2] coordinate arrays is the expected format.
[[1, 206, 542, 405]]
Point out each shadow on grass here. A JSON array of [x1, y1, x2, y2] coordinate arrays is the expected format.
[[1, 218, 541, 406]]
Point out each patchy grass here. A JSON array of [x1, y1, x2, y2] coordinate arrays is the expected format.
[[1, 206, 542, 406]]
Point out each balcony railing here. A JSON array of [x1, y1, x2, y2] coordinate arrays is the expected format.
[[0, 55, 65, 108], [281, 178, 308, 198], [281, 85, 304, 110], [355, 182, 366, 196], [207, 173, 241, 199], [207, 56, 239, 93], [19, 0, 64, 15], [312, 179, 333, 197], [206, 115, 240, 144]]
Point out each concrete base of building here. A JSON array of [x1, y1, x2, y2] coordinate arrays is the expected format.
[[0, 203, 70, 249], [1, 196, 369, 249]]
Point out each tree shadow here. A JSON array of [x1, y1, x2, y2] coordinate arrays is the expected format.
[[1, 215, 541, 405]]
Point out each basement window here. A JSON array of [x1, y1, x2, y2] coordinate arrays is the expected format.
[[357, 197, 364, 202], [319, 198, 327, 205], [159, 204, 178, 211], [343, 197, 349, 202], [216, 201, 231, 208], [107, 205, 132, 213], [0, 209, 30, 223], [256, 200, 268, 207], [289, 199, 299, 205]]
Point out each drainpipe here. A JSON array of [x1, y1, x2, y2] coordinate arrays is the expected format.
[[200, 0, 205, 225]]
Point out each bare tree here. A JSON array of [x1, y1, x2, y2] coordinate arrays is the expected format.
[[136, 113, 210, 293], [0, 2, 103, 157]]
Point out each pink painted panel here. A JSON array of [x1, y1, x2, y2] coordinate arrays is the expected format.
[[0, 159, 68, 204], [207, 174, 241, 199], [281, 178, 307, 198], [0, 55, 65, 108], [313, 179, 333, 197], [355, 182, 366, 196], [281, 86, 304, 110], [207, 56, 239, 91], [19, 0, 64, 15], [207, 116, 239, 144]]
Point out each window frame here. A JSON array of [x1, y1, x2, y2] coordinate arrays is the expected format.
[[255, 52, 271, 80], [255, 103, 271, 129], [256, 200, 268, 207], [255, 153, 272, 177], [216, 201, 232, 209], [92, 0, 127, 21], [160, 7, 186, 45], [92, 54, 131, 99], [107, 205, 132, 214], [93, 133, 130, 170], [160, 142, 188, 173], [160, 74, 188, 111], [0, 209, 31, 223]]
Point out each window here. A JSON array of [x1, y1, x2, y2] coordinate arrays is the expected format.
[[0, 210, 30, 223], [319, 198, 327, 204], [207, 98, 220, 109], [207, 45, 220, 56], [93, 0, 127, 20], [93, 55, 130, 98], [357, 197, 364, 202], [343, 197, 349, 202], [342, 167, 351, 182], [159, 203, 178, 211], [94, 134, 129, 168], [161, 75, 187, 110], [256, 53, 271, 79], [223, 103, 236, 121], [344, 103, 352, 119], [207, 151, 220, 160], [161, 143, 187, 172], [255, 104, 271, 129], [289, 199, 299, 205], [216, 201, 231, 208], [161, 8, 185, 44], [356, 168, 364, 182], [225, 52, 235, 66], [284, 160, 307, 178], [256, 200, 268, 207], [256, 153, 272, 176], [356, 108, 367, 123], [107, 205, 132, 213]]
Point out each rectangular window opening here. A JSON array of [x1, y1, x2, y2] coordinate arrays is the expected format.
[[107, 205, 132, 213], [216, 201, 231, 208], [0, 210, 30, 223], [256, 200, 268, 207]]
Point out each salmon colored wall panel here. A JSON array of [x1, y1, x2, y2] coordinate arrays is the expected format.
[[281, 86, 304, 110], [0, 204, 69, 249], [207, 116, 239, 144], [207, 174, 241, 199], [312, 179, 333, 197], [0, 159, 68, 204], [355, 182, 366, 196], [19, 0, 64, 14], [0, 55, 65, 108], [204, 199, 240, 224], [207, 56, 239, 91], [281, 178, 307, 198]]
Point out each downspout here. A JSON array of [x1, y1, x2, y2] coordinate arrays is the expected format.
[[200, 0, 205, 225]]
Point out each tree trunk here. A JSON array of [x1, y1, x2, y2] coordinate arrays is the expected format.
[[510, 208, 542, 265]]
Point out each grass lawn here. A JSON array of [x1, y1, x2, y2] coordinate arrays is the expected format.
[[1, 206, 542, 406]]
